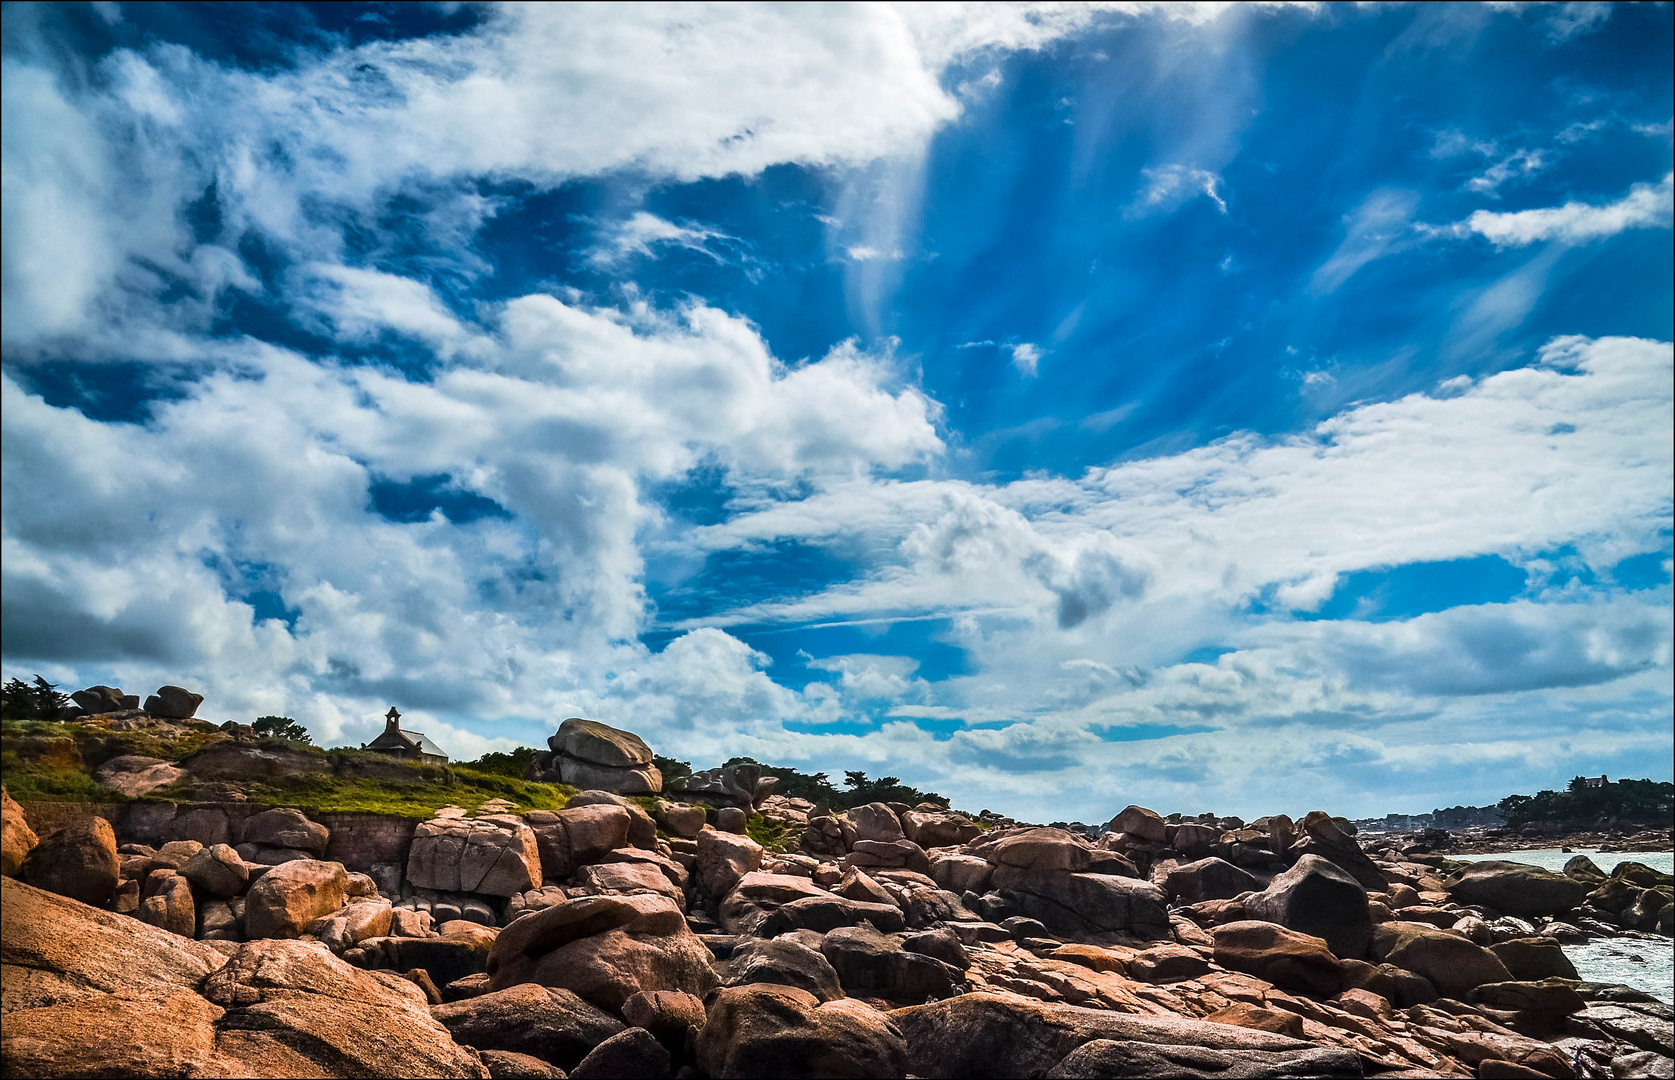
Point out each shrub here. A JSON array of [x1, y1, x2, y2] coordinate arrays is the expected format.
[[461, 746, 543, 778]]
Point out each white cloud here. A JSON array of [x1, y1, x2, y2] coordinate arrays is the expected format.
[[589, 212, 736, 268], [4, 335, 1669, 818], [298, 264, 483, 351], [1544, 1, 1612, 42], [0, 289, 943, 753], [1465, 172, 1674, 247], [690, 335, 1673, 637], [1466, 149, 1546, 196], [1430, 129, 1498, 159], [1133, 164, 1228, 215], [1010, 343, 1043, 377], [1309, 189, 1419, 293]]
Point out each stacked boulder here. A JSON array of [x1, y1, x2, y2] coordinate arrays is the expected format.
[[526, 718, 662, 794], [666, 760, 776, 809], [67, 682, 202, 720]]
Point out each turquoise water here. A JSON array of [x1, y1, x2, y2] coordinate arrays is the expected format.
[[1450, 849, 1672, 1004], [1450, 848, 1673, 876]]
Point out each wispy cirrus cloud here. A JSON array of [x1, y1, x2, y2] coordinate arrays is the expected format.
[[1132, 164, 1228, 216], [1309, 189, 1420, 293]]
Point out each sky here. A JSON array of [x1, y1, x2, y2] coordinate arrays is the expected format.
[[2, 1, 1671, 823]]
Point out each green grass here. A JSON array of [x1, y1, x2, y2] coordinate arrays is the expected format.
[[747, 812, 794, 853], [1, 718, 582, 817], [0, 762, 123, 802], [143, 768, 581, 818]]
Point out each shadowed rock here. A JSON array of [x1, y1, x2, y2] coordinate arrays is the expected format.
[[485, 894, 717, 1011], [1285, 812, 1385, 892], [697, 984, 908, 1080], [1043, 1039, 1363, 1078], [1491, 937, 1579, 981], [1372, 921, 1512, 1000], [890, 991, 1317, 1079], [1244, 854, 1372, 960], [432, 982, 625, 1070], [718, 871, 833, 935], [719, 938, 846, 1002], [1164, 857, 1259, 904], [20, 818, 119, 907], [570, 1026, 671, 1079], [144, 685, 204, 719]]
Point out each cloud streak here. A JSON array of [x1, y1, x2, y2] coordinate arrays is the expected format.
[[1465, 172, 1674, 246]]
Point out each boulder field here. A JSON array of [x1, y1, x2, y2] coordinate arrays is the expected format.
[[3, 744, 1673, 1078]]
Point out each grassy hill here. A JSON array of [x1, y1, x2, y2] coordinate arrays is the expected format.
[[1, 712, 578, 818]]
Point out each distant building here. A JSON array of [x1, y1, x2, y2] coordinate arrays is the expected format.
[[361, 707, 448, 765], [1584, 775, 1608, 789]]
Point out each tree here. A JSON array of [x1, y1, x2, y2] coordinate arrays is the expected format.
[[1567, 776, 1587, 793], [655, 754, 693, 784], [1, 675, 72, 721], [844, 770, 868, 789], [253, 715, 312, 745]]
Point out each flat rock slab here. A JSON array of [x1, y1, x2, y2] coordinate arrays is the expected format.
[[891, 990, 1312, 1079]]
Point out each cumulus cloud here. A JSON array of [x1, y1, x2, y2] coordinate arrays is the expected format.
[[1010, 343, 1043, 376], [0, 290, 942, 752], [4, 335, 1669, 816]]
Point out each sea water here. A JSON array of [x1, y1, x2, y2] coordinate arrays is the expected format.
[[1450, 849, 1673, 1004]]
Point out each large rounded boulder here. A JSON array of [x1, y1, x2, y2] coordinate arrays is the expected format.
[[696, 984, 908, 1080], [1443, 860, 1588, 918], [890, 991, 1320, 1079], [2, 787, 40, 878], [543, 718, 662, 794], [1243, 854, 1372, 960], [143, 684, 204, 719], [408, 814, 541, 896], [244, 858, 349, 939], [485, 893, 717, 1011], [1163, 857, 1258, 904], [20, 817, 119, 907], [1372, 921, 1513, 999], [1210, 921, 1342, 998]]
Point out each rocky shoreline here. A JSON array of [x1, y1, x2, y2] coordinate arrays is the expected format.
[[1354, 822, 1673, 860], [3, 717, 1673, 1079], [1449, 832, 1673, 858]]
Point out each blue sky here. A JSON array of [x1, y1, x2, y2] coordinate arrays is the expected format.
[[3, 2, 1671, 821]]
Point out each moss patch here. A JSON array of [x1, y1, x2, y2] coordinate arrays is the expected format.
[[746, 812, 793, 853]]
